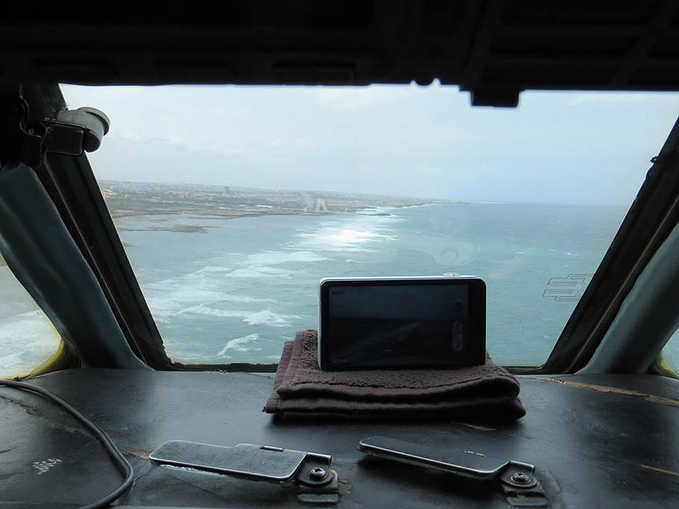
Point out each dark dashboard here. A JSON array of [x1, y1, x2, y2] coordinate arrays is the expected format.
[[2, 369, 678, 508]]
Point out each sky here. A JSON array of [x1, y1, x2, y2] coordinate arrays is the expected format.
[[61, 83, 679, 206]]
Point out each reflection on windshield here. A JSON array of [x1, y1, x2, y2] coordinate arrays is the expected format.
[[58, 85, 679, 366]]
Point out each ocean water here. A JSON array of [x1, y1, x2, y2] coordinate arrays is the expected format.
[[115, 202, 631, 366], [0, 267, 62, 376]]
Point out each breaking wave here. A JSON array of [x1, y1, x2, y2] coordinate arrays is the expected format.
[[218, 333, 259, 355], [179, 305, 301, 327], [240, 250, 328, 265]]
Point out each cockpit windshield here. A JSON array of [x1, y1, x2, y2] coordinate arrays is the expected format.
[[53, 84, 679, 367]]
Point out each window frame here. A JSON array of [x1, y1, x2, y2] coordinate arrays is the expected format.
[[22, 82, 679, 374]]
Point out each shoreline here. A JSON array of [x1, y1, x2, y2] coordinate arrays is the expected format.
[[101, 180, 453, 227], [110, 202, 449, 233], [109, 200, 449, 220]]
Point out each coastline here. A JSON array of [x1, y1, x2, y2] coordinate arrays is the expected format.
[[113, 204, 441, 233], [102, 180, 452, 232]]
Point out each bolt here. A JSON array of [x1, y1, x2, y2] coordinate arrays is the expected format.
[[510, 472, 532, 485], [309, 467, 328, 480]]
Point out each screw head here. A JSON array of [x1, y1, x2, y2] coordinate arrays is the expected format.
[[309, 467, 328, 480], [510, 472, 532, 485]]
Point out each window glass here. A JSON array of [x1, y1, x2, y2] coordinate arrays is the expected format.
[[61, 84, 679, 366], [0, 254, 61, 377], [663, 328, 679, 372]]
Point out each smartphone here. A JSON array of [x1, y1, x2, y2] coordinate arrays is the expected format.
[[318, 276, 486, 371]]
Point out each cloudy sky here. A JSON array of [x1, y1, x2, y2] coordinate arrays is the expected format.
[[62, 83, 679, 206]]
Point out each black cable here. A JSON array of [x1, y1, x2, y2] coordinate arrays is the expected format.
[[0, 379, 135, 508]]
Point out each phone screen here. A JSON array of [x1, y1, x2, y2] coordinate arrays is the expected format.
[[320, 279, 485, 370]]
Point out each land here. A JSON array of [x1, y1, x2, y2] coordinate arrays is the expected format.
[[99, 180, 455, 231]]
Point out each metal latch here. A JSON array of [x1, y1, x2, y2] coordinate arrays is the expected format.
[[358, 436, 548, 508], [150, 440, 339, 504]]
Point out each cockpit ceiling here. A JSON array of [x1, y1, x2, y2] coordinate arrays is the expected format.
[[3, 1, 679, 105]]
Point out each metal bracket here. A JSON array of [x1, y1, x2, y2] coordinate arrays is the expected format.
[[358, 436, 548, 508], [150, 440, 339, 504], [0, 95, 44, 168], [0, 94, 109, 168], [45, 107, 110, 155]]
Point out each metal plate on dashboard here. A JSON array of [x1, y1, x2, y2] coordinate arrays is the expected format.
[[149, 440, 310, 482]]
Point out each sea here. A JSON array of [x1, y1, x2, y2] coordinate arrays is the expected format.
[[5, 201, 679, 374], [113, 202, 633, 367]]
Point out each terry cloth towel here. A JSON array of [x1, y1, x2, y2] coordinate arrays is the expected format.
[[264, 329, 526, 421]]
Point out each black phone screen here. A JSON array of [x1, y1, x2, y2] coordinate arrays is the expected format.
[[319, 278, 486, 370]]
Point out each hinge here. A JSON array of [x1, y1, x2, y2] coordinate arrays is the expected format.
[[150, 440, 340, 504], [358, 436, 549, 508]]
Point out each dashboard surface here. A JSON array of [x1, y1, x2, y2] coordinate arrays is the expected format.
[[1, 369, 678, 508]]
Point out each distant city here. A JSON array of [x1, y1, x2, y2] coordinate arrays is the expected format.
[[99, 180, 454, 221]]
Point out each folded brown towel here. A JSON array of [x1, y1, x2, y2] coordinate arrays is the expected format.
[[265, 329, 526, 421]]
